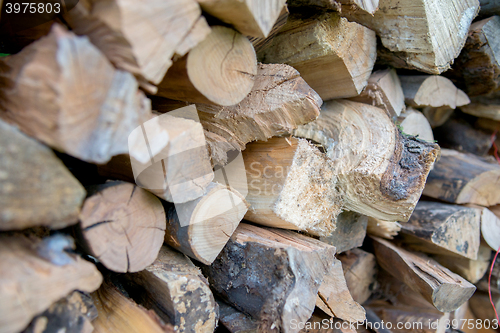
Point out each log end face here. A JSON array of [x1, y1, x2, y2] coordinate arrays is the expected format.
[[433, 282, 476, 313]]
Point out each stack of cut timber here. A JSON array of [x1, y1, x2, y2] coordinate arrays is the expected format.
[[2, 0, 500, 332]]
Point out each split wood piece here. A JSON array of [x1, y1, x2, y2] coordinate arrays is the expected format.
[[461, 95, 500, 121], [164, 182, 248, 265], [0, 24, 151, 164], [342, 0, 479, 74], [91, 279, 174, 333], [349, 68, 405, 117], [22, 292, 97, 333], [433, 118, 493, 155], [469, 292, 500, 322], [399, 201, 481, 260], [196, 0, 286, 37], [242, 137, 342, 237], [431, 245, 492, 284], [124, 246, 218, 333], [204, 223, 336, 333], [423, 148, 500, 206], [317, 258, 366, 323], [218, 301, 258, 333], [258, 12, 376, 100], [156, 26, 257, 106], [79, 181, 166, 273], [194, 63, 321, 166], [397, 108, 434, 142], [445, 16, 500, 96], [319, 212, 367, 253], [294, 99, 440, 222], [287, 0, 379, 14], [0, 235, 102, 333], [366, 217, 401, 239], [469, 204, 500, 251], [0, 119, 85, 231], [65, 0, 210, 88], [371, 236, 476, 312], [248, 6, 289, 53], [422, 107, 455, 128], [337, 248, 377, 304], [477, 255, 500, 294]]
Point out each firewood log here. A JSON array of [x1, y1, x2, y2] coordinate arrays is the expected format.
[[366, 218, 401, 239], [287, 0, 379, 14], [371, 237, 476, 312], [218, 301, 258, 333], [423, 149, 500, 206], [0, 24, 151, 164], [399, 75, 470, 127], [397, 108, 434, 142], [294, 100, 440, 222], [477, 255, 500, 295], [258, 12, 377, 100], [22, 292, 97, 333], [431, 244, 492, 284], [0, 119, 85, 231], [0, 235, 102, 333], [65, 0, 210, 89], [337, 248, 378, 305], [467, 204, 500, 252], [445, 16, 500, 96], [343, 0, 479, 74], [469, 292, 500, 323], [196, 0, 287, 37], [316, 258, 366, 323], [243, 137, 342, 236], [248, 7, 289, 53], [78, 181, 166, 273], [164, 182, 248, 265], [156, 26, 257, 106], [123, 246, 218, 333], [461, 94, 500, 121], [399, 201, 481, 260], [349, 68, 405, 117], [203, 223, 336, 333], [319, 212, 367, 253], [300, 312, 358, 333], [433, 118, 493, 155], [91, 279, 174, 333]]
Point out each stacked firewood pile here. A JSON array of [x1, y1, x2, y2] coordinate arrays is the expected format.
[[1, 0, 500, 332]]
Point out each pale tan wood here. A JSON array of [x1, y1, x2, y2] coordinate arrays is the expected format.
[[0, 119, 85, 231], [338, 248, 378, 305], [164, 182, 248, 265], [0, 235, 102, 333], [243, 137, 342, 236], [400, 201, 481, 260], [196, 0, 287, 37], [248, 6, 289, 53], [461, 98, 500, 121], [65, 0, 210, 88], [317, 258, 366, 323], [259, 12, 376, 100], [294, 100, 440, 222], [319, 212, 367, 253], [423, 149, 500, 206], [79, 181, 166, 273], [366, 217, 401, 239], [343, 0, 479, 73], [371, 236, 476, 312], [349, 68, 405, 117], [470, 205, 500, 251], [91, 280, 174, 333], [422, 106, 455, 128], [0, 24, 151, 164], [156, 26, 257, 106], [204, 223, 336, 333], [124, 246, 218, 333], [397, 108, 435, 142]]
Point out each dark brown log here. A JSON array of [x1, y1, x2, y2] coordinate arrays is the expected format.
[[218, 301, 259, 333], [434, 118, 493, 156], [423, 149, 500, 206], [203, 223, 336, 333], [469, 292, 500, 323], [78, 181, 166, 273], [299, 311, 358, 333], [371, 236, 476, 312], [477, 255, 500, 294], [319, 212, 367, 253], [287, 0, 379, 14]]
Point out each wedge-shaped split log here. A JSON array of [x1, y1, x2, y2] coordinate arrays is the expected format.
[[203, 223, 336, 333], [319, 212, 367, 253], [397, 108, 435, 142], [366, 217, 401, 240]]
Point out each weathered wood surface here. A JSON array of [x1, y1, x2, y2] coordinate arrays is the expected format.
[[287, 0, 379, 14], [294, 99, 440, 222], [319, 212, 367, 253], [204, 223, 336, 333], [433, 118, 493, 155], [0, 235, 102, 333], [258, 12, 376, 100], [338, 248, 378, 304], [423, 149, 500, 206], [79, 181, 166, 273], [461, 94, 500, 121], [0, 24, 151, 164]]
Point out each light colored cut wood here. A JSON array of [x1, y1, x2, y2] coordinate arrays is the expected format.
[[0, 24, 151, 164], [258, 12, 376, 100], [248, 6, 289, 53], [338, 248, 378, 305], [461, 95, 500, 121], [0, 235, 102, 333], [366, 217, 401, 239], [164, 182, 248, 265], [79, 181, 166, 273], [294, 99, 440, 222], [156, 26, 257, 106], [397, 108, 435, 142]]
